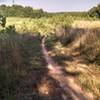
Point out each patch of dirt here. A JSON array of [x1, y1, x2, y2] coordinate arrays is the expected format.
[[41, 37, 93, 100], [16, 38, 94, 100]]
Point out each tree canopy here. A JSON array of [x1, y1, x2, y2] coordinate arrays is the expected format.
[[0, 15, 6, 27], [0, 5, 45, 18], [88, 4, 100, 18], [1, 4, 100, 19]]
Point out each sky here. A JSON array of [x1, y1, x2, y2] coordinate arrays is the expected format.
[[0, 0, 100, 12]]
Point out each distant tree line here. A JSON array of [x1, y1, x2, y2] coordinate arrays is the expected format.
[[0, 5, 48, 18], [88, 4, 100, 18], [0, 4, 100, 19], [0, 4, 88, 18]]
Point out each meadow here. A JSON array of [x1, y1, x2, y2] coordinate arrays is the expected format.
[[0, 14, 100, 99], [45, 20, 100, 99], [0, 26, 46, 99], [6, 15, 94, 35]]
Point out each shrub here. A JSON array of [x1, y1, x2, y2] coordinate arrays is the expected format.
[[0, 15, 6, 27], [80, 29, 100, 64]]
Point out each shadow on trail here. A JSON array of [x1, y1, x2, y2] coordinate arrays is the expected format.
[[40, 37, 89, 100], [0, 26, 93, 100], [52, 54, 73, 66], [16, 34, 88, 100], [14, 33, 73, 100]]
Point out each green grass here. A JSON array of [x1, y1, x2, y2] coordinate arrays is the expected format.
[[0, 27, 46, 99], [1, 15, 100, 99], [6, 16, 74, 35]]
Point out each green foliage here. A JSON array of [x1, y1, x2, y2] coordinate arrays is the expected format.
[[0, 4, 89, 19], [88, 4, 100, 18], [0, 5, 45, 18], [0, 15, 6, 27], [0, 3, 100, 99], [80, 29, 100, 65], [45, 33, 58, 50], [0, 26, 45, 99], [0, 25, 16, 37], [5, 25, 15, 33], [45, 27, 100, 98]]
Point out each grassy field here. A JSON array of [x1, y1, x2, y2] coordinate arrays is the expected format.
[[0, 27, 46, 99], [45, 20, 100, 99], [0, 1, 100, 99], [6, 16, 94, 35], [0, 16, 100, 99], [6, 16, 73, 34]]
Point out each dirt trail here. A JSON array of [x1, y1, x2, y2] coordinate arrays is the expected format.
[[41, 37, 92, 100]]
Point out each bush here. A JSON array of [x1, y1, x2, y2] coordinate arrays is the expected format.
[[80, 29, 100, 64], [0, 15, 6, 27], [0, 27, 24, 99]]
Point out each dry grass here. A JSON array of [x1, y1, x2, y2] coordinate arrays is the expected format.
[[72, 20, 100, 29], [65, 62, 100, 99], [0, 29, 46, 99], [48, 43, 100, 99], [67, 23, 100, 98], [79, 29, 100, 63], [46, 20, 100, 99]]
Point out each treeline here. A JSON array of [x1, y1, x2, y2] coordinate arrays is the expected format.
[[53, 12, 87, 17], [0, 4, 100, 19], [88, 4, 100, 18], [0, 4, 88, 18], [0, 5, 49, 18]]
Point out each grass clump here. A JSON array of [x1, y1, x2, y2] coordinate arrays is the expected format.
[[45, 24, 100, 99], [0, 26, 45, 99], [80, 29, 100, 65]]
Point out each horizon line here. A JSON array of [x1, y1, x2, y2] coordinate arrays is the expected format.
[[0, 3, 91, 13]]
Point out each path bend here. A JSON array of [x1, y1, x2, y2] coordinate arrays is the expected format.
[[41, 37, 93, 100]]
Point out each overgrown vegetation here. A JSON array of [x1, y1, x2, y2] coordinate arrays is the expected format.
[[0, 15, 6, 28], [0, 5, 45, 18], [79, 29, 100, 65], [6, 16, 73, 34], [0, 2, 100, 100], [0, 4, 100, 19], [45, 24, 100, 99], [0, 25, 46, 99], [88, 3, 100, 18]]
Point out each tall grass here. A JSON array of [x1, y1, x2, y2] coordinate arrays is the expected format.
[[6, 16, 74, 35], [0, 30, 24, 99], [72, 20, 100, 29], [0, 26, 45, 99], [45, 21, 100, 99], [79, 29, 100, 64]]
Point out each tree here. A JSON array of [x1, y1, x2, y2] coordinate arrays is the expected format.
[[0, 15, 6, 27], [0, 4, 45, 18], [88, 4, 100, 18]]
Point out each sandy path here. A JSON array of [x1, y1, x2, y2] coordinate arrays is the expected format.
[[41, 37, 92, 100]]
